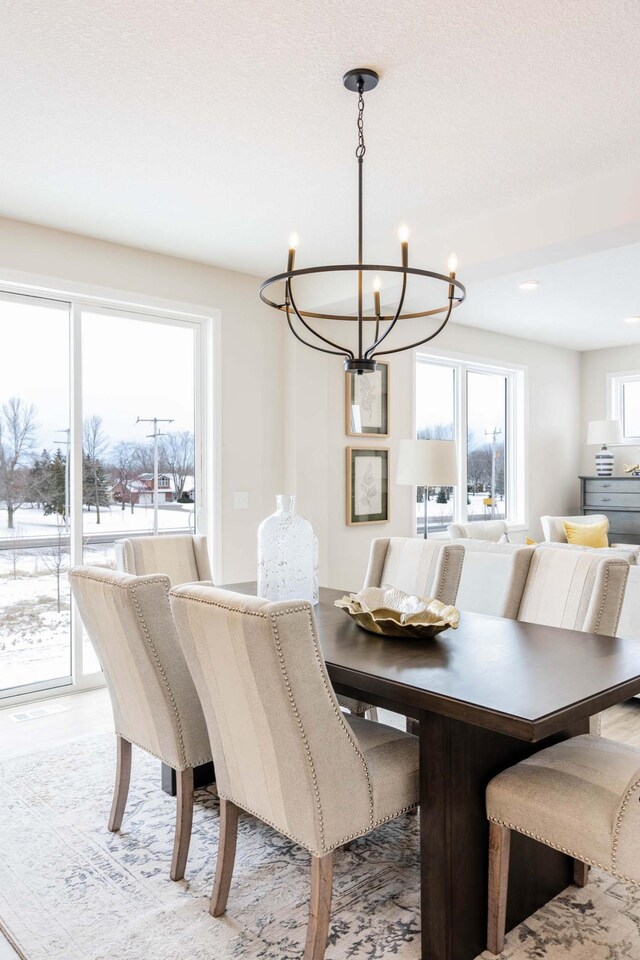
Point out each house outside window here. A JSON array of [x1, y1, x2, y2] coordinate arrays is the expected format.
[[415, 353, 526, 536]]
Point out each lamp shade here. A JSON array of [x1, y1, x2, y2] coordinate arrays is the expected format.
[[587, 420, 622, 445], [396, 439, 458, 486]]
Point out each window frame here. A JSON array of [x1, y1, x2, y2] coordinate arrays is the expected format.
[[414, 348, 527, 537], [0, 274, 220, 706], [608, 371, 640, 444]]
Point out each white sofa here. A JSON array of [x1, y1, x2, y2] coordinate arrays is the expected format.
[[447, 520, 508, 542]]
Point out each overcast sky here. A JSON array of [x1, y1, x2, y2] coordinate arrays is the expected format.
[[0, 297, 195, 457], [416, 360, 506, 447]]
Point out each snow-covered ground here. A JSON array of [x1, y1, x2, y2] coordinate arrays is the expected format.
[[0, 504, 193, 694], [0, 501, 194, 540]]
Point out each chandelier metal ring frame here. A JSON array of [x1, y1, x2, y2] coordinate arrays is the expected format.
[[259, 67, 467, 374]]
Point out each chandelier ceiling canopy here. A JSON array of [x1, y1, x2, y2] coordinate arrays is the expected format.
[[260, 68, 467, 375]]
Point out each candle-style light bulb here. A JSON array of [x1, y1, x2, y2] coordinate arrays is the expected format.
[[373, 275, 382, 320], [287, 233, 299, 273], [398, 225, 410, 244], [447, 251, 458, 275]]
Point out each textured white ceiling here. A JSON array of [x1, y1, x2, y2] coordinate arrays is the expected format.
[[1, 0, 640, 348], [454, 242, 640, 351]]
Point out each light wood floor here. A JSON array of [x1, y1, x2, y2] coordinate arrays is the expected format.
[[1, 689, 639, 960]]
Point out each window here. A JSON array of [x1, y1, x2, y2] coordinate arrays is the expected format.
[[609, 372, 640, 442], [415, 354, 526, 536], [0, 289, 211, 702]]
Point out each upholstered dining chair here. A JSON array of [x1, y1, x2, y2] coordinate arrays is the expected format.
[[486, 734, 640, 955], [516, 548, 629, 635], [115, 533, 213, 586], [451, 541, 535, 618], [363, 536, 465, 604], [347, 536, 465, 721], [169, 584, 419, 960], [69, 566, 213, 881]]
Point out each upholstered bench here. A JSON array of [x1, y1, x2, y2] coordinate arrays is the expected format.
[[486, 734, 640, 954]]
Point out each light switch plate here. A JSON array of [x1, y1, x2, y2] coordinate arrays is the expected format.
[[233, 492, 249, 510]]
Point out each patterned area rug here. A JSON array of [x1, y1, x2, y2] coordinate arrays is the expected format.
[[1, 733, 640, 960]]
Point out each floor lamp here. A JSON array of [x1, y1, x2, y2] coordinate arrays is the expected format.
[[396, 439, 458, 538]]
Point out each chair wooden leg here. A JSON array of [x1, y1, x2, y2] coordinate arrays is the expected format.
[[366, 707, 379, 722], [304, 853, 333, 960], [108, 736, 132, 832], [210, 798, 239, 917], [573, 859, 590, 887], [170, 767, 194, 881], [487, 822, 511, 956]]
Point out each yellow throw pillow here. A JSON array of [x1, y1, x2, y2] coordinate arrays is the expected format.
[[563, 519, 608, 548], [525, 537, 537, 545]]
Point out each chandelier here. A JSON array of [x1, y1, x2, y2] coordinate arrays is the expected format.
[[260, 68, 467, 375]]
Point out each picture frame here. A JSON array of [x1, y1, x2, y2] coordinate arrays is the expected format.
[[345, 361, 389, 437], [346, 447, 390, 525]]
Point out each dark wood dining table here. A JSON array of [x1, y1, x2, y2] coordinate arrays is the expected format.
[[174, 583, 640, 960]]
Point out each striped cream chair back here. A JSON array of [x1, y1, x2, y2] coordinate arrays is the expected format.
[[616, 565, 640, 641], [452, 541, 535, 618], [69, 566, 212, 880], [517, 548, 629, 634], [70, 566, 210, 767], [171, 585, 392, 855], [115, 534, 212, 587], [363, 537, 464, 606]]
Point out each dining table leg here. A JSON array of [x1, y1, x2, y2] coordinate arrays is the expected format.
[[418, 710, 589, 960]]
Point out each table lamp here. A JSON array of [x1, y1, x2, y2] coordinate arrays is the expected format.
[[396, 439, 458, 538], [586, 420, 622, 477]]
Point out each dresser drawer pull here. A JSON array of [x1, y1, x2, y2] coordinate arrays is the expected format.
[[602, 484, 611, 488], [602, 497, 611, 502]]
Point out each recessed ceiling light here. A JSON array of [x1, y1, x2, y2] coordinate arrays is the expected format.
[[518, 280, 539, 291], [623, 316, 640, 324]]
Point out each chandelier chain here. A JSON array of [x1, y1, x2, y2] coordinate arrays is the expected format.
[[355, 84, 366, 160]]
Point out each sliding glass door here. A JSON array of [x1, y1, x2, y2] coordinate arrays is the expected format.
[[0, 292, 205, 700]]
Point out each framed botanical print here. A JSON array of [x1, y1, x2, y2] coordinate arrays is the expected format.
[[345, 361, 389, 437], [346, 447, 389, 525]]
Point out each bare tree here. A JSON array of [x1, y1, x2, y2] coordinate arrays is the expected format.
[[417, 422, 454, 441], [3, 526, 24, 579], [40, 523, 69, 613], [160, 431, 194, 501], [109, 440, 140, 512], [0, 398, 39, 529], [83, 415, 109, 524]]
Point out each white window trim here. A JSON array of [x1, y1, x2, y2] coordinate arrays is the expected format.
[[413, 347, 528, 537], [0, 269, 221, 706], [607, 370, 640, 445]]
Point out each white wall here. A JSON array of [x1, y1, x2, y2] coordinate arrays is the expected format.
[[0, 216, 285, 583], [285, 317, 582, 590], [0, 215, 583, 591], [581, 344, 640, 475]]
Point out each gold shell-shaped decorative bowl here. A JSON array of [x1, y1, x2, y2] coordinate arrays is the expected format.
[[334, 587, 459, 639]]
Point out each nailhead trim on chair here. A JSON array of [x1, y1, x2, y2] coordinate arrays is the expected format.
[[611, 773, 640, 873], [593, 560, 628, 633], [129, 580, 189, 769], [71, 570, 211, 770], [489, 814, 640, 885], [117, 732, 212, 770], [302, 607, 375, 834], [170, 589, 387, 851], [220, 792, 418, 859], [439, 545, 464, 606], [269, 610, 328, 851]]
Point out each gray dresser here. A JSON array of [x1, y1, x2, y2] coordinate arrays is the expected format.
[[579, 475, 640, 544]]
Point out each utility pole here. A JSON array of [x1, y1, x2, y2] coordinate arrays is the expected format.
[[136, 417, 174, 535], [54, 428, 71, 531], [485, 427, 502, 519]]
